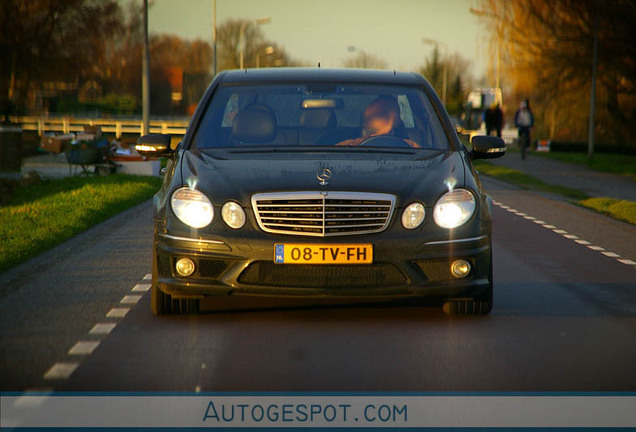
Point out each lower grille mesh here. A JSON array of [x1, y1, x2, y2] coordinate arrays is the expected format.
[[238, 261, 406, 288], [198, 259, 229, 279], [413, 260, 474, 282]]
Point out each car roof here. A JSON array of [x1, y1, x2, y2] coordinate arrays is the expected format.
[[217, 68, 427, 86]]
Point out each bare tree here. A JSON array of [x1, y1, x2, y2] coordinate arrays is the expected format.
[[216, 19, 295, 70], [0, 0, 126, 115], [344, 52, 388, 69], [476, 0, 636, 147]]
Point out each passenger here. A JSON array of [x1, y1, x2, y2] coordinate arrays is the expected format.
[[337, 95, 421, 148]]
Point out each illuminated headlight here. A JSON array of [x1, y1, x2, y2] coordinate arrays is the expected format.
[[434, 189, 476, 229], [401, 202, 426, 229], [170, 187, 214, 229], [221, 201, 246, 229]]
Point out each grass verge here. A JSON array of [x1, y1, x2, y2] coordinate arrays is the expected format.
[[473, 160, 589, 200], [578, 198, 636, 225], [474, 160, 636, 225], [0, 175, 162, 274], [533, 151, 636, 181]]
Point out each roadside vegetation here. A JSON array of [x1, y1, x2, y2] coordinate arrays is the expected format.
[[533, 152, 636, 181], [473, 161, 636, 225], [473, 161, 589, 200], [578, 198, 636, 225], [0, 175, 161, 274]]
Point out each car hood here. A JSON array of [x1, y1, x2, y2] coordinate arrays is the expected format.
[[178, 149, 466, 208]]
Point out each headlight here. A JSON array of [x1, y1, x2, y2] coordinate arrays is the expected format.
[[221, 201, 246, 229], [170, 187, 214, 228], [401, 202, 426, 229], [433, 189, 476, 229]]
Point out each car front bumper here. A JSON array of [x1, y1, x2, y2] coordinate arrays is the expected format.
[[154, 228, 492, 301]]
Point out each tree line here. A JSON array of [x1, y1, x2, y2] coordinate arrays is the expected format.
[[476, 0, 636, 149], [0, 0, 297, 117], [1, 0, 472, 119]]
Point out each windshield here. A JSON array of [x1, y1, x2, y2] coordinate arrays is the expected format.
[[192, 84, 450, 150]]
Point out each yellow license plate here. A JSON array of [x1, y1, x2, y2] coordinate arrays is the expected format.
[[274, 244, 373, 264]]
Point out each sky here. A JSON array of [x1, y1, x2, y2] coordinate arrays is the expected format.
[[148, 0, 490, 78]]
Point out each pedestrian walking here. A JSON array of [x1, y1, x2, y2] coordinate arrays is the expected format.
[[514, 101, 534, 159], [485, 103, 504, 137]]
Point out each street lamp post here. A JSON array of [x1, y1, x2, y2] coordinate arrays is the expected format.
[[422, 38, 448, 105], [212, 0, 217, 76], [142, 0, 150, 135], [239, 17, 271, 69], [255, 46, 275, 68]]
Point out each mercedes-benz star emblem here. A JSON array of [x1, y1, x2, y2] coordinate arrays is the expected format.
[[316, 168, 332, 186]]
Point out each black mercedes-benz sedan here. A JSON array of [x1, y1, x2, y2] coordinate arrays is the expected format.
[[137, 68, 506, 316]]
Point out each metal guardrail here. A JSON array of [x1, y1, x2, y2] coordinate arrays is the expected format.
[[9, 116, 190, 138]]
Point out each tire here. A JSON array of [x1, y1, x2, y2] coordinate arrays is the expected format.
[[151, 250, 199, 316], [443, 251, 494, 316]]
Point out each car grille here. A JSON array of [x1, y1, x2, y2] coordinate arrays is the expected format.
[[251, 192, 396, 237], [238, 261, 406, 288]]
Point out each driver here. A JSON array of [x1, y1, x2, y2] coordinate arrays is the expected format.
[[336, 95, 420, 148]]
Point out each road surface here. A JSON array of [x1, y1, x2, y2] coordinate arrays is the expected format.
[[1, 177, 635, 392]]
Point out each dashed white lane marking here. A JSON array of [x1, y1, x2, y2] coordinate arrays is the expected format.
[[68, 341, 100, 355], [44, 363, 79, 380], [132, 283, 151, 292], [493, 202, 634, 269], [121, 294, 142, 304], [602, 252, 621, 258], [106, 307, 130, 318], [89, 323, 117, 335], [42, 275, 151, 383]]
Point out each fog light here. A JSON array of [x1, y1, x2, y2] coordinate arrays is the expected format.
[[175, 258, 195, 277], [450, 259, 471, 279]]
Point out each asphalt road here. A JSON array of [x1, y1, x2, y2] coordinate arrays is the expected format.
[[1, 177, 635, 392]]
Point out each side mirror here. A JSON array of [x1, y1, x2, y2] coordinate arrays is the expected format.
[[136, 134, 173, 158], [470, 135, 506, 160]]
